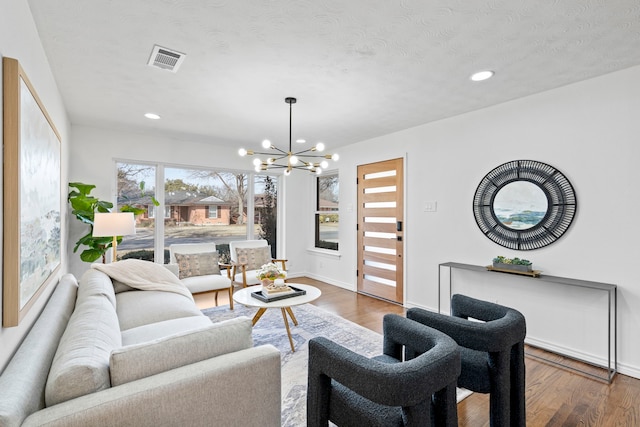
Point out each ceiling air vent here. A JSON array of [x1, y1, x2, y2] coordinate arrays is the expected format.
[[147, 45, 186, 73]]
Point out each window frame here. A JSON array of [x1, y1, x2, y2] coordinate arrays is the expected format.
[[115, 159, 281, 263], [148, 205, 171, 219], [208, 205, 220, 219], [315, 172, 339, 251]]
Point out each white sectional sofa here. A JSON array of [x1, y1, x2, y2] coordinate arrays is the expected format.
[[0, 260, 281, 427]]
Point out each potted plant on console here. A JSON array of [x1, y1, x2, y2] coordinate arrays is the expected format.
[[492, 256, 533, 273]]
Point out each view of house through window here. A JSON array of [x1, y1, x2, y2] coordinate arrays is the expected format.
[[116, 162, 278, 264], [315, 173, 339, 250]]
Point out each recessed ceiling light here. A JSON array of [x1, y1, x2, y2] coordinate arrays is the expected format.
[[296, 139, 306, 144], [470, 70, 494, 82], [144, 113, 161, 120]]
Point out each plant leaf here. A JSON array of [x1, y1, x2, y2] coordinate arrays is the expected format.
[[80, 249, 103, 263], [69, 182, 96, 196]]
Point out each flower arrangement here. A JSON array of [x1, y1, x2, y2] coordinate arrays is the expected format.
[[257, 263, 286, 282]]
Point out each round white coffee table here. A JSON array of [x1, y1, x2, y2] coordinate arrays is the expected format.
[[233, 283, 321, 352]]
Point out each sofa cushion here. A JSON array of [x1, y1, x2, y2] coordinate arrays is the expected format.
[[175, 252, 220, 279], [110, 317, 254, 386], [116, 290, 203, 331], [181, 274, 231, 294], [235, 246, 271, 271], [121, 315, 213, 346], [45, 291, 122, 406], [234, 269, 260, 286]]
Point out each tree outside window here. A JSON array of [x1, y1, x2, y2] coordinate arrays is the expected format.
[[316, 173, 339, 250], [257, 175, 278, 257]]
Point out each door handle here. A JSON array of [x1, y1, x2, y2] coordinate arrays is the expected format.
[[396, 221, 402, 232]]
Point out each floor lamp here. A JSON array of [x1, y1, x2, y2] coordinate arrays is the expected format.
[[92, 212, 136, 262]]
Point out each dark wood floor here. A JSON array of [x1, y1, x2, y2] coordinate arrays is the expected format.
[[194, 277, 640, 427]]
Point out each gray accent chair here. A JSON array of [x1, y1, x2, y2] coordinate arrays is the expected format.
[[307, 314, 461, 427], [407, 294, 527, 427]]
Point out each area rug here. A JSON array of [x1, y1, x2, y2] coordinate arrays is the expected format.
[[202, 303, 472, 426]]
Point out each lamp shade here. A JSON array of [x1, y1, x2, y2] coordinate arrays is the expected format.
[[92, 212, 136, 237]]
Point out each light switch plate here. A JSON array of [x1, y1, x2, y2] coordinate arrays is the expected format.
[[424, 201, 437, 212]]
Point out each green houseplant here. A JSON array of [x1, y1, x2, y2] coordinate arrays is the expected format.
[[68, 182, 115, 263], [492, 256, 533, 272], [68, 181, 157, 263]]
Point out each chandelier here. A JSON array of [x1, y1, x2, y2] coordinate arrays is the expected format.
[[238, 97, 339, 175]]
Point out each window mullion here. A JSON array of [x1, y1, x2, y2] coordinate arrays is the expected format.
[[155, 164, 165, 264]]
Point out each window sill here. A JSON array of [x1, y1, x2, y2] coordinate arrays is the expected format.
[[306, 247, 341, 259]]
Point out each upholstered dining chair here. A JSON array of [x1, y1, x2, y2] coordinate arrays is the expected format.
[[229, 239, 287, 287], [168, 243, 234, 309], [307, 314, 461, 427], [407, 294, 527, 427]]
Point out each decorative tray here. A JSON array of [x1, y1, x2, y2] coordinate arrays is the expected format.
[[251, 286, 306, 303], [486, 265, 542, 278]]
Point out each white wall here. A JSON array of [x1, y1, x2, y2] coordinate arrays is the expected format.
[[0, 0, 71, 371], [302, 65, 640, 378]]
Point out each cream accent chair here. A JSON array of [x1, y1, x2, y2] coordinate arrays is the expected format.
[[229, 239, 287, 288], [169, 243, 234, 309]]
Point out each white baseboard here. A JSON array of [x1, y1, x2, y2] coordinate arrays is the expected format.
[[302, 272, 355, 291], [617, 362, 640, 379], [404, 301, 437, 312], [524, 336, 612, 368]]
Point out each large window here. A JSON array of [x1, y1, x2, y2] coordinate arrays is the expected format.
[[315, 173, 339, 250], [116, 161, 278, 264], [163, 167, 252, 263], [256, 175, 278, 257], [116, 162, 157, 261]]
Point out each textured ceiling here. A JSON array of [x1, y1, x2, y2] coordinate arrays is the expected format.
[[27, 0, 640, 150]]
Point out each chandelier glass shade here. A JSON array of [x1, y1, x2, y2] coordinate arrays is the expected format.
[[238, 97, 339, 175]]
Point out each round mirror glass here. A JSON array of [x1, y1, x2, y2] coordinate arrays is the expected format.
[[493, 181, 548, 230]]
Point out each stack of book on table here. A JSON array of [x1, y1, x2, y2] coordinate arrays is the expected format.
[[251, 285, 306, 302]]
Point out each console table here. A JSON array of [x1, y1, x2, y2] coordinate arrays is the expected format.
[[438, 262, 617, 383]]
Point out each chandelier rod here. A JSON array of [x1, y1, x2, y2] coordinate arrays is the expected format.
[[286, 96, 296, 155]]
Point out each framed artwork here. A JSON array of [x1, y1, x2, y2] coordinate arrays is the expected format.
[[472, 160, 577, 250], [3, 57, 61, 327]]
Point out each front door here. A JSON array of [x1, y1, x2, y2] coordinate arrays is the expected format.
[[356, 158, 404, 304]]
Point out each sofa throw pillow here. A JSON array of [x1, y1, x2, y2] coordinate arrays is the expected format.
[[175, 252, 220, 279], [110, 317, 253, 386], [235, 246, 271, 271]]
